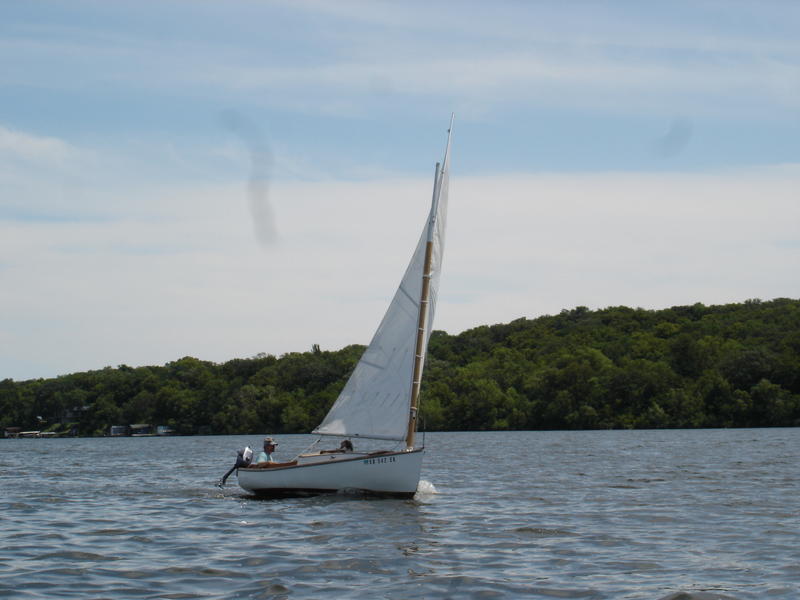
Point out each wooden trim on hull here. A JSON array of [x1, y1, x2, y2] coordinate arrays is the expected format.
[[241, 451, 392, 472], [238, 448, 423, 473]]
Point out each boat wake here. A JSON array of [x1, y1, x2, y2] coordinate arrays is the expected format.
[[416, 480, 438, 496]]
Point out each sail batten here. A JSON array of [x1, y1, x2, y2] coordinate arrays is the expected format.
[[313, 119, 452, 443]]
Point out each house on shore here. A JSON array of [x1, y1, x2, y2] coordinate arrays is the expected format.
[[130, 424, 155, 437]]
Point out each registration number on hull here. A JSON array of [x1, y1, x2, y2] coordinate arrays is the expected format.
[[363, 456, 396, 465]]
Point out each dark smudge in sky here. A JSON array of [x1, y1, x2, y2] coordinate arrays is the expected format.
[[653, 117, 693, 158], [220, 109, 277, 246]]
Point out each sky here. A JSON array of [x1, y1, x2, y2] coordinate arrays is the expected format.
[[1, 0, 798, 381]]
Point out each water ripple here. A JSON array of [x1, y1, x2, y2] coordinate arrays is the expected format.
[[35, 551, 121, 562], [1, 430, 798, 599]]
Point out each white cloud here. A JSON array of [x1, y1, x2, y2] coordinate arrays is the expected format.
[[441, 167, 800, 327], [2, 165, 798, 380], [203, 48, 798, 117], [0, 125, 77, 164]]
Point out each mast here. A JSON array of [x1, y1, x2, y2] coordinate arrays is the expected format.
[[406, 113, 453, 449], [405, 162, 440, 449]]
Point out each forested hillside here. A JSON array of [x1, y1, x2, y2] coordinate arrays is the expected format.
[[2, 298, 798, 436]]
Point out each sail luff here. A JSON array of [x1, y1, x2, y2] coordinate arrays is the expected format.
[[408, 117, 453, 446], [435, 114, 454, 222]]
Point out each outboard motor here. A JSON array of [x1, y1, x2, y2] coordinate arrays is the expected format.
[[218, 446, 253, 487]]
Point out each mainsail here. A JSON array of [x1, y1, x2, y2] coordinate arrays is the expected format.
[[313, 119, 453, 442]]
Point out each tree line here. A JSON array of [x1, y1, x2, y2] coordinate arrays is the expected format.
[[2, 298, 799, 436]]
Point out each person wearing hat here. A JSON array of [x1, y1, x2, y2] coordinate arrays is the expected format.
[[255, 437, 277, 464]]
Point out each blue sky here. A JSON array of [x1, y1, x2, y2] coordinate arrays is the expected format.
[[1, 1, 798, 380]]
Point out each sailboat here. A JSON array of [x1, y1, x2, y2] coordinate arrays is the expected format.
[[236, 116, 453, 498]]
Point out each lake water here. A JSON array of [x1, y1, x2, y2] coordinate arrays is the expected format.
[[0, 429, 797, 599]]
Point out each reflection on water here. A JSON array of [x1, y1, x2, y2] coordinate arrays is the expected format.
[[0, 429, 798, 599]]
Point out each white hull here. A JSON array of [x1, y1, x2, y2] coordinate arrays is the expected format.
[[237, 449, 424, 498]]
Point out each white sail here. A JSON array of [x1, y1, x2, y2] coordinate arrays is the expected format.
[[314, 120, 452, 442]]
